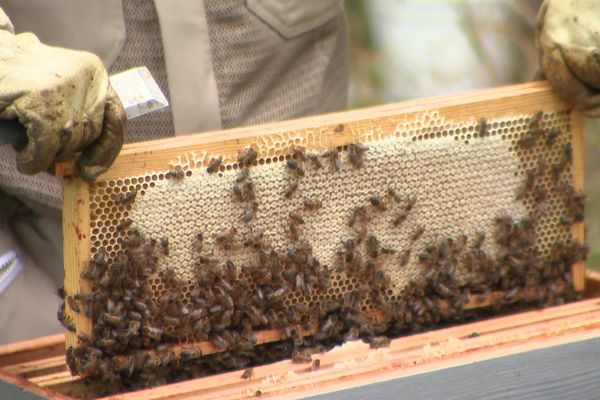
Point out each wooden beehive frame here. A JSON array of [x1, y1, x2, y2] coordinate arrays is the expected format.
[[59, 81, 585, 355]]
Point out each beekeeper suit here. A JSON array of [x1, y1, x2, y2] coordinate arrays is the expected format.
[[0, 0, 349, 344]]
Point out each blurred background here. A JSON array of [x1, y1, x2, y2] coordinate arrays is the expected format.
[[344, 0, 600, 270]]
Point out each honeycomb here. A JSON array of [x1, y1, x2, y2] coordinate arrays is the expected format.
[[85, 109, 575, 344]]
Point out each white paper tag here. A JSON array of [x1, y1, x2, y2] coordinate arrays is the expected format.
[[0, 250, 21, 294], [110, 66, 169, 120]]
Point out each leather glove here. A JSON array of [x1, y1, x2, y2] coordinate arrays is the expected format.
[[535, 0, 600, 117], [0, 8, 126, 181]]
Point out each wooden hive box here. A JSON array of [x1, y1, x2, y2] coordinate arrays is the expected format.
[[3, 270, 600, 399], [56, 81, 586, 391]]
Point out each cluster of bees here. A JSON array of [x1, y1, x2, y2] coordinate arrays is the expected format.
[[60, 115, 588, 393]]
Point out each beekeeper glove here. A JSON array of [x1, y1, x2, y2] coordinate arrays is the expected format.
[[0, 8, 126, 181], [536, 0, 600, 117]]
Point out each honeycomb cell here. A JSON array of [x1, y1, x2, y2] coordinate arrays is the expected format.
[[83, 109, 577, 340]]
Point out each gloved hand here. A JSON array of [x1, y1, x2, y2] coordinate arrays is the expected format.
[[535, 0, 600, 117], [0, 8, 126, 181]]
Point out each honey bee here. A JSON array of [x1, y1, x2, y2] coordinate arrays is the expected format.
[[373, 269, 391, 288], [503, 287, 519, 302], [209, 303, 223, 317], [115, 189, 137, 205], [160, 237, 169, 256], [310, 359, 321, 371], [557, 182, 575, 198], [97, 338, 118, 350], [307, 152, 323, 169], [334, 123, 345, 133], [116, 217, 133, 231], [399, 248, 411, 266], [404, 195, 417, 212], [192, 232, 204, 253], [516, 170, 536, 199], [550, 163, 565, 185], [559, 216, 574, 225], [368, 336, 391, 349], [393, 211, 408, 227], [241, 206, 257, 223], [125, 229, 144, 249], [288, 220, 300, 241], [284, 178, 299, 198], [292, 349, 312, 363], [268, 284, 289, 301], [324, 148, 341, 171], [77, 333, 92, 345], [289, 211, 305, 225], [168, 165, 185, 179], [223, 260, 237, 278], [418, 249, 432, 264], [518, 131, 537, 150], [520, 110, 543, 146], [143, 355, 162, 370], [348, 205, 368, 227], [534, 185, 548, 215], [536, 156, 547, 177], [473, 231, 485, 249], [243, 228, 269, 251], [64, 320, 76, 332], [344, 327, 360, 341], [411, 226, 425, 242], [287, 158, 305, 178], [478, 117, 488, 138], [545, 128, 560, 146], [387, 187, 401, 203], [563, 144, 573, 164], [215, 227, 237, 250], [57, 303, 76, 332], [295, 273, 307, 293], [381, 246, 396, 256], [211, 334, 229, 350], [241, 368, 254, 379], [163, 316, 180, 326], [237, 147, 257, 167], [80, 260, 101, 282], [236, 167, 250, 183], [566, 192, 585, 222], [367, 235, 380, 258], [234, 180, 256, 202], [142, 326, 163, 340], [369, 196, 386, 212], [347, 143, 369, 169], [318, 270, 330, 291], [287, 159, 300, 170], [207, 156, 223, 173], [180, 347, 202, 360], [531, 110, 543, 125], [133, 300, 149, 315], [303, 197, 322, 210], [159, 350, 176, 366], [127, 310, 142, 321], [67, 296, 80, 313], [291, 145, 308, 162], [102, 312, 122, 326]]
